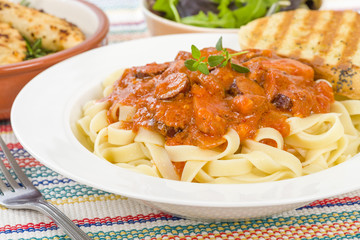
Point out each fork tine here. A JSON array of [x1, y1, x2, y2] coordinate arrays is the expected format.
[[0, 136, 33, 189], [0, 176, 9, 193], [0, 142, 21, 190]]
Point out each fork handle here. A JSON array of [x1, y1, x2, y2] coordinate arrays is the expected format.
[[31, 199, 92, 239]]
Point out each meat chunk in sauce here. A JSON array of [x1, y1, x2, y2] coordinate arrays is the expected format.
[[271, 93, 293, 111], [234, 75, 265, 96], [192, 84, 228, 136], [155, 73, 189, 100], [134, 62, 169, 78]]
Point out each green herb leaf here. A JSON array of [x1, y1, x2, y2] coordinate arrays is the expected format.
[[32, 39, 42, 50], [198, 62, 209, 75], [185, 37, 250, 75], [231, 63, 250, 73], [216, 36, 223, 51], [208, 55, 224, 67], [230, 50, 249, 57], [25, 41, 33, 55], [184, 59, 197, 71], [20, 0, 30, 7], [225, 49, 230, 59], [23, 37, 53, 60], [221, 58, 229, 67], [191, 44, 201, 59], [193, 61, 200, 68]]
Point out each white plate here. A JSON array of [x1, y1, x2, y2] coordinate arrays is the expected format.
[[11, 33, 360, 220]]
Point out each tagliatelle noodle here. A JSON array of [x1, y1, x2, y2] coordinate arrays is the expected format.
[[331, 101, 358, 135], [242, 140, 302, 177], [181, 161, 207, 182], [108, 122, 136, 145], [144, 143, 180, 180], [77, 101, 110, 143], [331, 101, 360, 156], [165, 128, 240, 162], [254, 127, 284, 149], [285, 113, 344, 149], [102, 69, 125, 96], [338, 100, 360, 131]]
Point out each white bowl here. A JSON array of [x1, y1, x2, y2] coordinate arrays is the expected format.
[[11, 33, 360, 221]]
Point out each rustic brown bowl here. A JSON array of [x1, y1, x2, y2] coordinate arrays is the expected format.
[[0, 0, 109, 119]]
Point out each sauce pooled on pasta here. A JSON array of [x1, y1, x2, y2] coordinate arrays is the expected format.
[[105, 48, 334, 149]]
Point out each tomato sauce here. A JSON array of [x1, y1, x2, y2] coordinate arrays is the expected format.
[[105, 48, 334, 149]]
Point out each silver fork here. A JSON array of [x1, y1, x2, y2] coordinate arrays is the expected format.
[[0, 136, 92, 240]]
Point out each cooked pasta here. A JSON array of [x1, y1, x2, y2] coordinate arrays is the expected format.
[[77, 48, 360, 184]]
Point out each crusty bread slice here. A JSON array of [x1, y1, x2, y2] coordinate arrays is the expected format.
[[238, 9, 360, 100], [0, 22, 26, 65]]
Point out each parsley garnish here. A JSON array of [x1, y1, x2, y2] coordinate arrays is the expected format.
[[184, 44, 210, 75], [185, 37, 250, 75], [24, 37, 53, 60], [19, 0, 30, 7]]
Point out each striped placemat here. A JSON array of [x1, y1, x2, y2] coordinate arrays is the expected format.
[[87, 0, 150, 43], [2, 0, 360, 239]]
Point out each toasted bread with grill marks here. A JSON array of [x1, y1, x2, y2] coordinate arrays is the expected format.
[[238, 9, 360, 100], [0, 22, 26, 65]]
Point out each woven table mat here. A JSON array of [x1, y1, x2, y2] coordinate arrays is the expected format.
[[2, 0, 360, 239]]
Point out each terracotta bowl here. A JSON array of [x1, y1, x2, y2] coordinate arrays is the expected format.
[[0, 0, 109, 119], [141, 0, 239, 36]]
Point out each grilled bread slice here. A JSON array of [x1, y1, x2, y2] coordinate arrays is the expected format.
[[238, 9, 360, 100], [0, 0, 85, 52], [0, 22, 26, 65]]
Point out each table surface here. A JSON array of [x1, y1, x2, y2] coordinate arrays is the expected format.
[[2, 1, 360, 239]]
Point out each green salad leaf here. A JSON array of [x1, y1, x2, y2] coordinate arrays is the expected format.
[[192, 0, 277, 28], [152, 0, 181, 22], [233, 0, 266, 26], [151, 0, 286, 29], [181, 10, 236, 28]]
